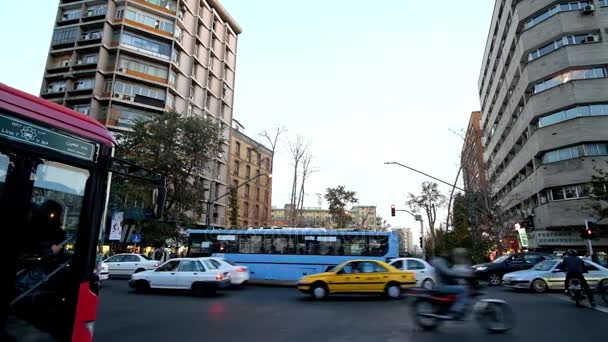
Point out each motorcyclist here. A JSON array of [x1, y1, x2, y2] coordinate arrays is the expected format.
[[430, 248, 473, 320], [563, 249, 595, 307]]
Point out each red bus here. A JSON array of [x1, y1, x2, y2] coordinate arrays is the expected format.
[[0, 83, 163, 341]]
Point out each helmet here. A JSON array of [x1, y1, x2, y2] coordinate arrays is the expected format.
[[566, 249, 578, 257]]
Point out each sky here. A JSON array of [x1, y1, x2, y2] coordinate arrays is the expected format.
[[0, 0, 494, 232]]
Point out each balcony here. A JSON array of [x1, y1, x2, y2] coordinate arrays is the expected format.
[[77, 32, 103, 45], [133, 0, 177, 15], [82, 6, 108, 21]]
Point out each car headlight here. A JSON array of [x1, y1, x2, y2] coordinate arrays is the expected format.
[[475, 266, 488, 271]]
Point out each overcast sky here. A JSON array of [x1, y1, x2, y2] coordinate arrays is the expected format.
[[0, 0, 493, 231]]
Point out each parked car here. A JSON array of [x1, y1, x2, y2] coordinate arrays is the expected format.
[[296, 259, 416, 300], [103, 253, 161, 276], [388, 257, 437, 289], [472, 253, 553, 286], [205, 257, 250, 286], [129, 258, 231, 295], [503, 259, 608, 293], [99, 262, 109, 282]]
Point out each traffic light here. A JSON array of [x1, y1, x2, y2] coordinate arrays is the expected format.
[[581, 221, 596, 240], [391, 204, 396, 217], [419, 237, 423, 247]]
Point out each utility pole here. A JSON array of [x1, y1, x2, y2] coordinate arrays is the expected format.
[[393, 207, 426, 260]]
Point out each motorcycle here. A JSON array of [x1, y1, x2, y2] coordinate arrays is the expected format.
[[567, 279, 585, 307], [411, 287, 514, 333]]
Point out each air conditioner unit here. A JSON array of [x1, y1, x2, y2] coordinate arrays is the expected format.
[[177, 12, 184, 21], [118, 67, 125, 72], [81, 34, 89, 40], [582, 34, 599, 44], [62, 60, 70, 67], [113, 93, 121, 98], [76, 60, 83, 65], [582, 4, 595, 14], [58, 87, 65, 92]]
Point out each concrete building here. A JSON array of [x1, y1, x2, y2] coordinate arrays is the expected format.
[[41, 0, 241, 227], [478, 0, 608, 251], [350, 206, 379, 228], [229, 120, 273, 228], [461, 111, 487, 193]]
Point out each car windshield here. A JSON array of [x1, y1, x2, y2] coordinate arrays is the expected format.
[[532, 260, 557, 271], [224, 260, 239, 266], [139, 254, 151, 260], [493, 255, 511, 263]]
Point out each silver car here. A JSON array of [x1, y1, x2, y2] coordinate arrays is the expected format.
[[503, 259, 608, 293]]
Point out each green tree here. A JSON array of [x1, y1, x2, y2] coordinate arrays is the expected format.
[[591, 166, 608, 220], [228, 187, 239, 228], [114, 110, 224, 241], [325, 185, 358, 228]]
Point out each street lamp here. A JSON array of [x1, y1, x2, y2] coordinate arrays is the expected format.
[[393, 207, 425, 259], [205, 172, 272, 227]]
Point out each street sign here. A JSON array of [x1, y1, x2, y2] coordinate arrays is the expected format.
[[131, 234, 142, 244], [516, 229, 529, 248], [0, 112, 96, 161]]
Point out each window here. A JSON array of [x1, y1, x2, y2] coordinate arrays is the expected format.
[[245, 166, 251, 179], [179, 260, 203, 272], [528, 34, 594, 62], [235, 142, 240, 156], [52, 27, 78, 45], [120, 32, 171, 59], [142, 0, 177, 12], [542, 143, 608, 164], [166, 92, 175, 109], [359, 261, 384, 273], [238, 235, 262, 253], [105, 255, 125, 263], [584, 262, 599, 271], [406, 259, 425, 270], [233, 161, 239, 175], [72, 104, 91, 115], [74, 79, 95, 90], [256, 187, 260, 201], [524, 255, 544, 264], [156, 260, 180, 272], [245, 185, 250, 199], [87, 5, 107, 17], [243, 202, 249, 216], [534, 67, 606, 94], [123, 255, 139, 262], [62, 9, 81, 21], [564, 186, 577, 199], [391, 260, 403, 270], [0, 153, 7, 195], [222, 83, 229, 97], [254, 205, 259, 219], [119, 57, 168, 79], [113, 81, 165, 100], [601, 0, 608, 6], [47, 81, 66, 93], [548, 184, 592, 201], [524, 2, 589, 30], [123, 10, 175, 33]]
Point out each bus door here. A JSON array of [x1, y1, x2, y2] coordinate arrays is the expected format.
[[1, 148, 93, 341]]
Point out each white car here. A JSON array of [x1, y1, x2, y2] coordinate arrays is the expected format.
[[389, 257, 437, 289], [103, 253, 160, 276], [129, 258, 231, 295], [205, 257, 250, 285]]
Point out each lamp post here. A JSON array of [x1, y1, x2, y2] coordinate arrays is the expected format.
[[205, 172, 272, 227]]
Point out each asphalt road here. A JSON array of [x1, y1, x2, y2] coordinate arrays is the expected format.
[[95, 280, 607, 342]]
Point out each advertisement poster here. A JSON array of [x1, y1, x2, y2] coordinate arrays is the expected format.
[[110, 212, 124, 241]]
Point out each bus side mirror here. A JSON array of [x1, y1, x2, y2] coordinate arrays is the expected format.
[[152, 176, 166, 220]]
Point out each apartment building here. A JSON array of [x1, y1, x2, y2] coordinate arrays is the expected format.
[[350, 205, 380, 228], [229, 120, 273, 228], [270, 205, 379, 228], [478, 0, 608, 251], [461, 111, 488, 193], [41, 0, 241, 227]]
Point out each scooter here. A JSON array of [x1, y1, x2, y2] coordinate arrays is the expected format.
[[567, 279, 586, 307], [411, 286, 514, 333]]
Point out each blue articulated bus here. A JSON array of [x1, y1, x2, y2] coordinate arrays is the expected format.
[[186, 229, 399, 282]]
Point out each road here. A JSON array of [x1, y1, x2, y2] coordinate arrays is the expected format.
[[96, 280, 606, 342]]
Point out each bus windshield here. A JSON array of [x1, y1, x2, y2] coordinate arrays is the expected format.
[[3, 150, 91, 341]]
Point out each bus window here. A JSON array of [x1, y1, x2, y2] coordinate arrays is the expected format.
[[272, 236, 289, 254], [0, 152, 7, 195], [342, 236, 367, 256], [238, 235, 262, 253], [318, 236, 339, 255], [368, 236, 388, 256]]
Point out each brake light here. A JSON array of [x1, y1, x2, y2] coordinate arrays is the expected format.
[[236, 267, 247, 273], [216, 273, 224, 280]]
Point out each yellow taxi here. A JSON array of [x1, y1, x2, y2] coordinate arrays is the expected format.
[[296, 259, 416, 299]]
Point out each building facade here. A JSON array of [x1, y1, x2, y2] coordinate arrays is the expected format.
[[478, 0, 608, 251], [41, 0, 241, 227], [271, 205, 379, 228], [461, 111, 487, 193], [228, 120, 273, 228]]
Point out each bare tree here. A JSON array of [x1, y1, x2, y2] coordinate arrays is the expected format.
[[407, 181, 446, 256], [288, 136, 309, 225], [260, 126, 286, 174], [296, 153, 316, 226]]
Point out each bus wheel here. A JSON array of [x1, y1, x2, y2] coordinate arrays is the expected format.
[[134, 280, 150, 293], [311, 282, 328, 300]]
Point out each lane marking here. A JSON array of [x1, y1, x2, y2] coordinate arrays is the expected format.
[[547, 293, 608, 314]]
